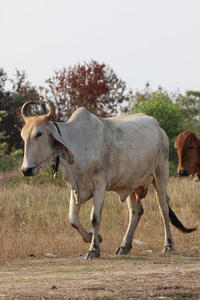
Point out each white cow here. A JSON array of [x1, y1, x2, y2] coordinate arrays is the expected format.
[[21, 99, 196, 258]]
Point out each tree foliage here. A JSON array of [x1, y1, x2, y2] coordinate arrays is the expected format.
[[40, 60, 129, 120], [0, 110, 23, 176], [175, 90, 200, 136], [0, 110, 8, 156], [0, 69, 40, 151]]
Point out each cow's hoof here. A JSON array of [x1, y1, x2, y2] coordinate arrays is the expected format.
[[162, 244, 174, 254], [114, 245, 132, 255], [85, 250, 100, 259]]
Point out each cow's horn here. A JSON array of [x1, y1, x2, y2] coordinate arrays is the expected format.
[[21, 101, 37, 121], [43, 99, 55, 120]]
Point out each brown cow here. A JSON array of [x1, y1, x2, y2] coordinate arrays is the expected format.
[[174, 131, 200, 180]]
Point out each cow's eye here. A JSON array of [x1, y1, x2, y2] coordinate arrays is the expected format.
[[36, 132, 42, 138], [189, 146, 194, 150]]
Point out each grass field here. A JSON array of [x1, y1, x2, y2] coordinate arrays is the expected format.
[[0, 175, 199, 299], [0, 175, 199, 259]]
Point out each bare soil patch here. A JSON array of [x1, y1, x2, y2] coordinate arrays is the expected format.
[[0, 252, 199, 299]]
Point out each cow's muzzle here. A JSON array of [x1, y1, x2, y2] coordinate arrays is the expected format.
[[178, 170, 188, 177], [21, 167, 34, 176]]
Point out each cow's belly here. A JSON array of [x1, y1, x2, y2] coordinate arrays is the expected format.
[[108, 162, 154, 189], [108, 174, 154, 202]]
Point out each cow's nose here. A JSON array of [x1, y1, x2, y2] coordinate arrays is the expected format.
[[178, 170, 188, 177], [21, 167, 33, 176]]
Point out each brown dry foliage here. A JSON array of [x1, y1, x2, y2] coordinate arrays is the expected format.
[[40, 60, 129, 121]]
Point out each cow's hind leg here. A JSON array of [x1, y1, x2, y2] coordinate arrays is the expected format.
[[69, 190, 103, 244], [115, 192, 144, 255], [153, 178, 174, 253]]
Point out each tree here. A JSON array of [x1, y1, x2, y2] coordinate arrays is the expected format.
[[0, 110, 22, 177], [175, 90, 200, 136], [0, 111, 8, 156], [130, 86, 185, 175], [0, 69, 41, 151], [40, 60, 130, 121]]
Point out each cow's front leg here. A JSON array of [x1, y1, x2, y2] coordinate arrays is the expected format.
[[115, 192, 144, 255], [85, 186, 105, 259], [69, 190, 103, 244]]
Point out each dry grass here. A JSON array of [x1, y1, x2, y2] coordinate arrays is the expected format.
[[0, 177, 199, 259]]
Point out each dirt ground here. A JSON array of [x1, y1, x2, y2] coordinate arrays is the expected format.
[[0, 252, 199, 300]]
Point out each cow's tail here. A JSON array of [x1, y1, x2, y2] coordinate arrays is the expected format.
[[169, 205, 197, 233]]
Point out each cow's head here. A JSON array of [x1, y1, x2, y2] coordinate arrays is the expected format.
[[174, 131, 200, 179], [21, 99, 74, 176]]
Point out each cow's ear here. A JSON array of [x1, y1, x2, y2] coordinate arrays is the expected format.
[[49, 124, 74, 165], [197, 147, 200, 159], [174, 136, 179, 150], [197, 139, 200, 159], [174, 140, 177, 149]]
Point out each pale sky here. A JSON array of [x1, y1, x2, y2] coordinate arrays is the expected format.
[[1, 0, 200, 94]]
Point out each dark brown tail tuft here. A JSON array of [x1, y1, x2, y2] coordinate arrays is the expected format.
[[169, 205, 197, 233]]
